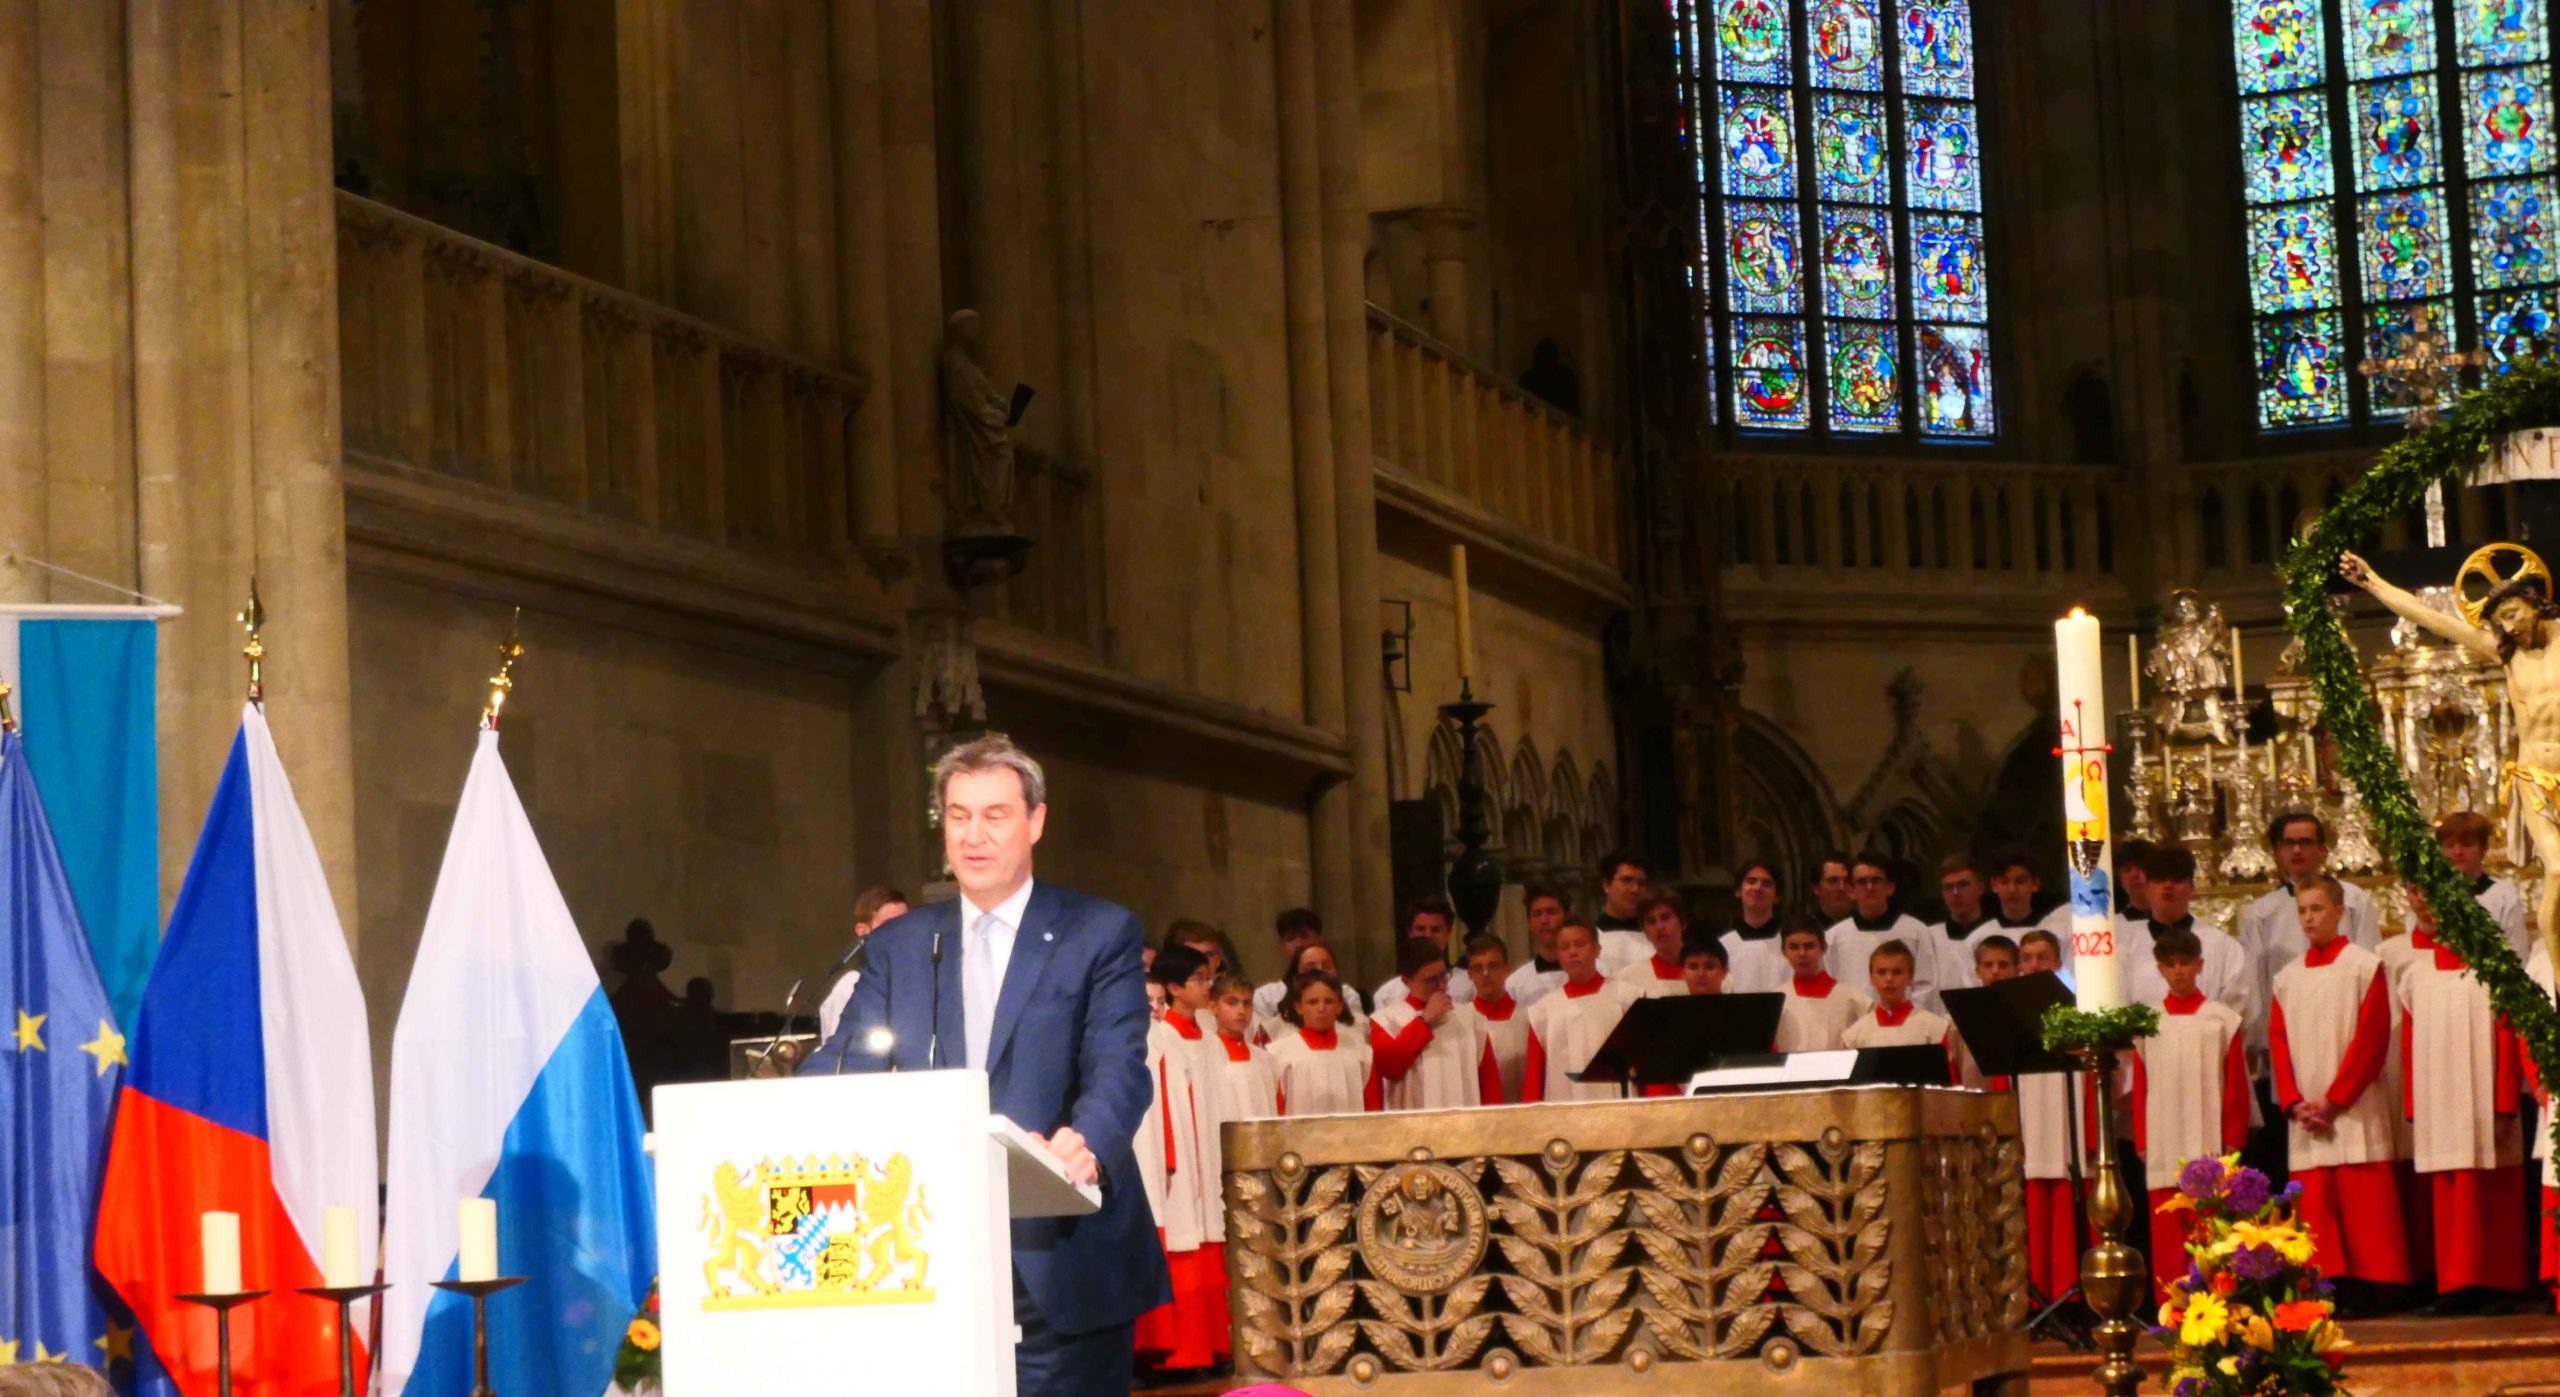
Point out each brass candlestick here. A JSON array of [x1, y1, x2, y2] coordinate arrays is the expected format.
[[299, 1281, 389, 1397], [432, 1276, 526, 1397], [2068, 1043, 2146, 1397], [175, 1291, 268, 1397]]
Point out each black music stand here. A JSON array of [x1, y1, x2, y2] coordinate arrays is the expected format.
[[1571, 992, 1786, 1094]]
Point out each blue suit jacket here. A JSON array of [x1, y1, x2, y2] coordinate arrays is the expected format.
[[803, 882, 1171, 1333]]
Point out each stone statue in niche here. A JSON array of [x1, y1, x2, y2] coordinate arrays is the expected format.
[[940, 309, 1019, 537]]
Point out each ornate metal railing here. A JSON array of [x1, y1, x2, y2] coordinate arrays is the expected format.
[[1367, 307, 1622, 571], [1223, 1086, 2028, 1394]]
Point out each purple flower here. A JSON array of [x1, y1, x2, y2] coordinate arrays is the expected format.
[[2282, 1179, 2305, 1204], [2232, 1245, 2285, 1282], [2178, 1155, 2228, 1200], [2225, 1166, 2273, 1215], [2173, 1378, 2202, 1397]]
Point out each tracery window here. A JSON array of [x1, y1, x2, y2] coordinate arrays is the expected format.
[[1671, 0, 1995, 440], [2233, 1, 2555, 429]]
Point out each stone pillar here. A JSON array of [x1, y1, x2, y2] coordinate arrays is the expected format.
[[1415, 203, 1475, 351], [0, 4, 41, 604], [131, 0, 359, 933], [879, 0, 948, 543], [830, 0, 903, 559], [1274, 0, 1357, 951], [1316, 0, 1397, 976]]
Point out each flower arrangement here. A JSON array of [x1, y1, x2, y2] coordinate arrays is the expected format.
[[612, 1279, 663, 1393], [2153, 1155, 2350, 1397]]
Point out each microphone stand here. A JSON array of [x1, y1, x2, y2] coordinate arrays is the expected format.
[[928, 929, 945, 1070], [749, 977, 807, 1074]]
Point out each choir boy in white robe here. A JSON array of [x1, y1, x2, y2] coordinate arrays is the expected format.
[[2123, 847, 2254, 1023], [1466, 934, 1532, 1104], [2399, 884, 2531, 1310], [1595, 851, 1654, 970], [1990, 854, 2076, 947], [1952, 935, 2019, 1089], [2015, 930, 2091, 1300], [1839, 940, 1954, 1081], [1267, 970, 1378, 1116], [1681, 937, 1730, 996], [1809, 852, 1856, 928], [1720, 859, 1791, 995], [1522, 920, 1639, 1103], [1205, 973, 1280, 1124], [1370, 937, 1503, 1110], [2244, 812, 2380, 1056], [2438, 810, 2534, 968], [2269, 875, 2412, 1300], [2113, 838, 2156, 933], [1251, 906, 1328, 1028], [2128, 927, 2250, 1290], [1926, 853, 2000, 1011], [1776, 922, 1869, 1053], [1136, 947, 1227, 1372], [1374, 897, 1473, 1011], [1826, 852, 1936, 1008], [1258, 940, 1366, 1045], [1504, 884, 1571, 1010], [1627, 893, 1695, 999]]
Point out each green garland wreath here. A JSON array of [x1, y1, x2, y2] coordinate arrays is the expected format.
[[2278, 359, 2560, 1164]]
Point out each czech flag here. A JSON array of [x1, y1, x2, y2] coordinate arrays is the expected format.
[[95, 704, 378, 1397], [378, 727, 654, 1397]]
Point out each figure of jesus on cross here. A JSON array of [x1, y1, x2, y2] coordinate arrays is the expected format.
[[2342, 543, 2560, 966]]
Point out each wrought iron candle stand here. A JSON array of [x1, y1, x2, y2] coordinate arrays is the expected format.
[[431, 1276, 526, 1397], [298, 1281, 390, 1397], [174, 1290, 266, 1397], [1439, 684, 1502, 936], [2067, 1042, 2147, 1397]]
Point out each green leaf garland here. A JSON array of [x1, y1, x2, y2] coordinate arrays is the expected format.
[[2041, 1002, 2162, 1052], [2277, 360, 2560, 1166]]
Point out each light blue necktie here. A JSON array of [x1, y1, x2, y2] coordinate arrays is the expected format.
[[965, 910, 999, 1070]]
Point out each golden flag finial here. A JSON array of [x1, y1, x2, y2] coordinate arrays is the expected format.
[[238, 578, 266, 704], [482, 608, 525, 731], [0, 680, 17, 736]]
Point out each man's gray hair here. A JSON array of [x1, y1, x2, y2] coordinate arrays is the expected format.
[[934, 733, 1048, 810]]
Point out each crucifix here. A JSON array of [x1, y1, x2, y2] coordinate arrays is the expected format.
[[2358, 305, 2487, 546]]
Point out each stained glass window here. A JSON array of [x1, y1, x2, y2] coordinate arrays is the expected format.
[[1676, 0, 1994, 440], [2232, 1, 2560, 429]]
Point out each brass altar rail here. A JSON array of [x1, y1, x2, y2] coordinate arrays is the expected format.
[[1223, 1086, 2029, 1395], [1366, 306, 1623, 571]]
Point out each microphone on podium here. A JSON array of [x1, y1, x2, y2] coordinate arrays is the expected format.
[[928, 929, 946, 1069]]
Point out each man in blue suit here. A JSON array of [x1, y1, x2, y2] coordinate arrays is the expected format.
[[807, 733, 1167, 1395]]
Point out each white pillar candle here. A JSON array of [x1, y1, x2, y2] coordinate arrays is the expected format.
[[201, 1211, 242, 1296], [322, 1205, 362, 1289], [457, 1198, 499, 1283], [1450, 543, 1476, 685], [2055, 608, 2124, 1010]]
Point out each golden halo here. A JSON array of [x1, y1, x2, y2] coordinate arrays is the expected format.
[[2457, 541, 2554, 626]]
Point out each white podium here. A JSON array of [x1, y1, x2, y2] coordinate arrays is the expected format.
[[652, 1069, 1098, 1396]]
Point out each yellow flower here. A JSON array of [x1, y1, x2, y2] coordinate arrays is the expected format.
[[2311, 1322, 2353, 1356], [627, 1318, 661, 1353], [2237, 1311, 2276, 1350], [2180, 1292, 2231, 1347], [2215, 1218, 2316, 1266], [2218, 1355, 2242, 1377], [2158, 1192, 2196, 1215]]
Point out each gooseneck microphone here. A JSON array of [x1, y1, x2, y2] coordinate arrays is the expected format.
[[927, 928, 946, 1070], [750, 977, 807, 1073]]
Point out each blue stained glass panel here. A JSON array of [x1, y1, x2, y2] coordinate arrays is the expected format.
[[1732, 317, 1811, 428], [2480, 286, 2559, 368], [2241, 92, 2335, 203], [2235, 1, 2328, 95], [2471, 175, 2557, 288], [1808, 0, 1885, 91], [2362, 300, 2456, 418], [1900, 1, 1973, 97], [1905, 101, 1983, 211], [2455, 0, 2549, 68], [1820, 206, 1896, 317], [2358, 188, 2450, 301], [1725, 201, 1804, 314], [1826, 322, 1901, 432], [2254, 311, 2349, 426], [1716, 0, 1792, 85], [2352, 76, 2443, 191], [1813, 94, 1893, 203], [1914, 324, 1994, 436], [1910, 214, 1989, 319], [2248, 202, 2341, 312], [2345, 0, 2437, 79], [2462, 65, 2553, 177], [1721, 86, 1798, 197]]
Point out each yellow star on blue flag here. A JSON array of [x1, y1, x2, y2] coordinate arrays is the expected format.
[[10, 1008, 37, 1052], [94, 1318, 133, 1365], [78, 1020, 124, 1076]]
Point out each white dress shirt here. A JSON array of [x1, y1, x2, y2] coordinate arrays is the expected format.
[[962, 878, 1035, 1068]]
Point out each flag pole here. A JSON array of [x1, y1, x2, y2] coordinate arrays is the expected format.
[[0, 679, 17, 734], [238, 579, 266, 704], [481, 609, 524, 732]]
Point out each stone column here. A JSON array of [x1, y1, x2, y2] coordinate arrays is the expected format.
[[0, 4, 41, 603], [130, 0, 359, 933], [1415, 203, 1475, 352], [829, 0, 902, 560], [878, 0, 948, 542]]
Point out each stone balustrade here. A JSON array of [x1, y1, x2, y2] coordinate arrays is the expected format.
[[1367, 307, 1621, 572]]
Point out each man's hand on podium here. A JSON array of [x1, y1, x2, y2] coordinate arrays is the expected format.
[[1041, 1125, 1100, 1186]]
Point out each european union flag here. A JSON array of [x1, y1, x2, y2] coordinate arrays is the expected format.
[[1, 729, 135, 1377]]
